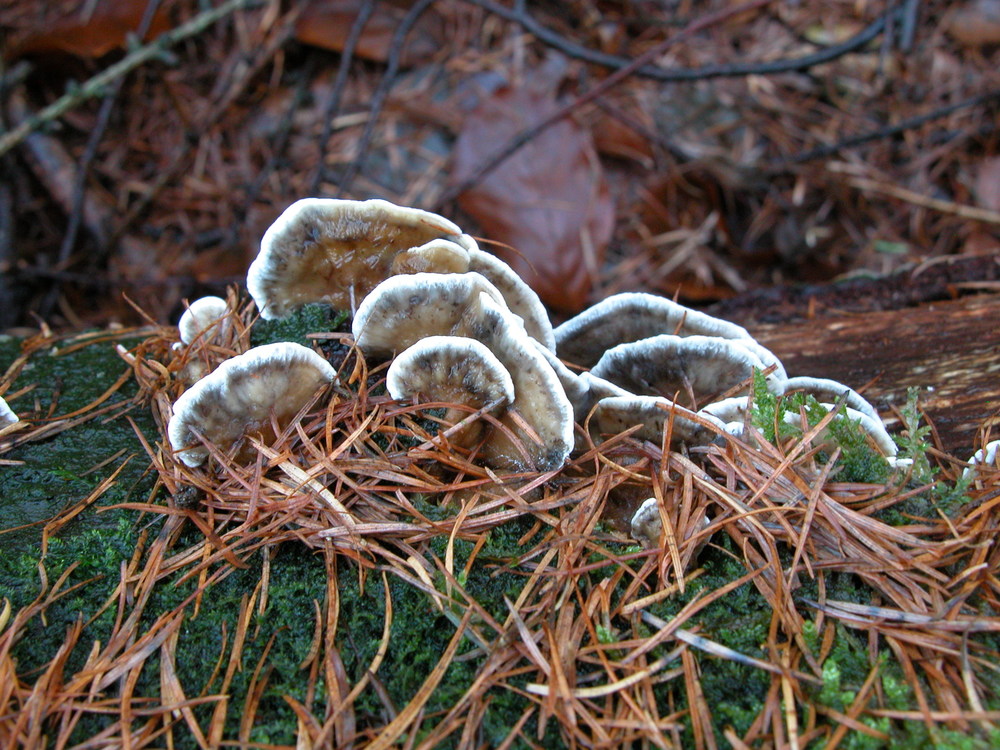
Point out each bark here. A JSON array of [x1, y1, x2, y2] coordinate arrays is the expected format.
[[747, 292, 1000, 456]]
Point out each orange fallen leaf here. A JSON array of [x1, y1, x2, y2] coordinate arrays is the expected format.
[[294, 0, 444, 66], [8, 0, 171, 60]]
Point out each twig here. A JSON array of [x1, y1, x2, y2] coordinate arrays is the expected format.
[[434, 0, 773, 210], [42, 0, 165, 318], [335, 0, 438, 197], [839, 172, 1000, 226], [465, 0, 899, 82], [775, 88, 1000, 166], [0, 0, 262, 159], [307, 0, 378, 196]]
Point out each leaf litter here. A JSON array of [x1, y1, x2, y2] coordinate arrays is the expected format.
[[0, 295, 998, 747]]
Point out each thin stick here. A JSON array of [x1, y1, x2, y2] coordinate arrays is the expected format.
[[0, 0, 262, 158]]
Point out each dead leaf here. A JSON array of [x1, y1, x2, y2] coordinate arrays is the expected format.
[[7, 1, 171, 60], [451, 75, 615, 314], [974, 156, 1000, 212], [294, 0, 443, 66], [946, 0, 1000, 47]]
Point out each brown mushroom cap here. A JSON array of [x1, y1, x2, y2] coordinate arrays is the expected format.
[[167, 342, 337, 467], [590, 334, 778, 409], [386, 335, 514, 449], [554, 292, 754, 368], [247, 198, 464, 320]]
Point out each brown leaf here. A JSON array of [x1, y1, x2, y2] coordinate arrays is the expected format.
[[946, 0, 1000, 47], [974, 156, 1000, 213], [294, 0, 443, 66], [8, 1, 172, 60], [451, 78, 615, 314]]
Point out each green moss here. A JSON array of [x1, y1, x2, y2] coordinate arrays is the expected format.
[[749, 369, 889, 484], [249, 304, 347, 348]]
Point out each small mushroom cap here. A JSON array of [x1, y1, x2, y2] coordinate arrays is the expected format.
[[387, 335, 515, 406], [591, 394, 724, 448], [700, 395, 899, 460], [468, 248, 556, 351], [248, 198, 464, 320], [0, 396, 18, 428], [167, 342, 337, 467], [630, 498, 663, 549], [698, 396, 749, 426], [964, 439, 1000, 479], [590, 334, 776, 409], [554, 292, 753, 368], [390, 238, 471, 275], [352, 272, 507, 358], [781, 376, 879, 422], [178, 296, 230, 345], [387, 335, 514, 450], [475, 294, 574, 471]]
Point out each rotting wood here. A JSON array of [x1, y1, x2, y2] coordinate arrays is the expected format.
[[748, 292, 1000, 456]]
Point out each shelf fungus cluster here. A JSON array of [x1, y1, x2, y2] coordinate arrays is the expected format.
[[165, 197, 906, 547]]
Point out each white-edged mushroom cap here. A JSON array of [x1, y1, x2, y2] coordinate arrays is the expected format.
[[352, 272, 508, 358], [248, 198, 464, 320], [474, 293, 574, 471], [531, 340, 590, 415], [964, 439, 1000, 479], [812, 403, 899, 460], [591, 394, 724, 448], [590, 334, 777, 409], [390, 238, 471, 275], [781, 376, 879, 422], [554, 292, 753, 368], [178, 296, 230, 345], [468, 248, 556, 351], [167, 342, 337, 467], [387, 335, 514, 450], [387, 335, 514, 405], [733, 339, 787, 383], [630, 498, 662, 549], [699, 396, 750, 425], [0, 396, 18, 429], [700, 395, 900, 462]]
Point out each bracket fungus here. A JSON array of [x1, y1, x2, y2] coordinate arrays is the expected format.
[[177, 296, 230, 346], [699, 395, 903, 467], [780, 376, 879, 423], [590, 334, 782, 409], [591, 395, 724, 449], [0, 396, 18, 429], [386, 335, 514, 449], [467, 247, 556, 351], [351, 272, 507, 357], [554, 292, 755, 368], [963, 439, 1000, 479], [355, 272, 573, 470], [248, 198, 466, 319], [168, 341, 337, 467]]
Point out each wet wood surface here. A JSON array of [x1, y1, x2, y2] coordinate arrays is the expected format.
[[746, 292, 1000, 457]]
